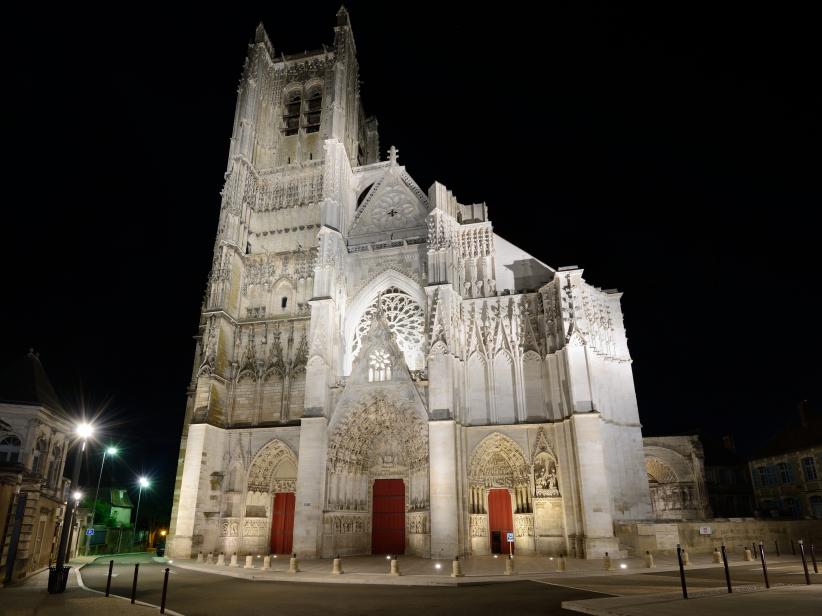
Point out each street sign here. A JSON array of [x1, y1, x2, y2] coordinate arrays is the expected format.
[[85, 528, 95, 536], [506, 532, 514, 543]]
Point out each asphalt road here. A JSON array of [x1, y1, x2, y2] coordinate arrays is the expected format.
[[79, 557, 607, 616]]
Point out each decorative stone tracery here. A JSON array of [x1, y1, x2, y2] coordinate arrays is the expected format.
[[247, 439, 298, 493], [352, 288, 424, 370]]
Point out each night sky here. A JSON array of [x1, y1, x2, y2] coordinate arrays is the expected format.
[[4, 3, 819, 526]]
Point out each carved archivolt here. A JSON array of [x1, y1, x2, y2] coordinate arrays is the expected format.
[[646, 457, 678, 484], [469, 433, 529, 488], [328, 395, 428, 473], [246, 438, 298, 492]]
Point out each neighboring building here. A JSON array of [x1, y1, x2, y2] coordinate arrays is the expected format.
[[168, 9, 655, 561], [0, 350, 73, 582], [750, 401, 822, 519], [701, 435, 754, 518], [643, 436, 710, 520], [108, 488, 134, 527]]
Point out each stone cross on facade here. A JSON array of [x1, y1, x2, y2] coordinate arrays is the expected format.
[[388, 145, 399, 165]]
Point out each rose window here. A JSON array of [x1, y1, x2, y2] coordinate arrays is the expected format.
[[368, 349, 392, 382], [352, 288, 425, 370]]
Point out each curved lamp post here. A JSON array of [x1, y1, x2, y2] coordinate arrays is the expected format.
[[133, 477, 149, 548], [53, 422, 93, 591], [86, 446, 116, 555]]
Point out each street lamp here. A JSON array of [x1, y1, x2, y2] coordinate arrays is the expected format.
[[133, 476, 150, 548], [52, 422, 93, 592], [86, 446, 116, 556]]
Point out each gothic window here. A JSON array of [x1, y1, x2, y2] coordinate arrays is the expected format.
[[0, 435, 21, 462], [352, 288, 424, 369], [802, 457, 818, 481], [281, 296, 288, 309], [368, 349, 392, 382], [304, 87, 322, 134], [283, 90, 301, 136]]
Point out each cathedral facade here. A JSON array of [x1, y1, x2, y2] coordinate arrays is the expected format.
[[167, 8, 653, 561]]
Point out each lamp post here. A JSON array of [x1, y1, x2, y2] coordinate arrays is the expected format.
[[86, 446, 116, 555], [133, 477, 149, 548], [52, 422, 93, 592]]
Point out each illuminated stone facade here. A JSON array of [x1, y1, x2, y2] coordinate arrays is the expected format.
[[167, 8, 653, 561]]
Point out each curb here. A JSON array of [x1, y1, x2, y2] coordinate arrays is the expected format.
[[75, 563, 185, 616]]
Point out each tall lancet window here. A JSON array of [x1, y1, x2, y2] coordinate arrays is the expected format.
[[368, 349, 392, 382], [283, 90, 301, 136], [304, 87, 322, 134]]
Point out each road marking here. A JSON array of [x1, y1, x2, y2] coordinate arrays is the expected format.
[[528, 578, 616, 595]]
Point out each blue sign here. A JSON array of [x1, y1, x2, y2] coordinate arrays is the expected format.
[[506, 532, 514, 543], [86, 528, 95, 536]]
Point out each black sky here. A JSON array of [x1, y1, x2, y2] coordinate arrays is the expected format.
[[4, 3, 820, 526]]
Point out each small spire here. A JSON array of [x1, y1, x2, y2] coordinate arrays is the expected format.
[[254, 22, 274, 56], [336, 5, 351, 27], [388, 145, 399, 165]]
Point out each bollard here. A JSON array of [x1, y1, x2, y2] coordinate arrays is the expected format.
[[289, 553, 300, 573], [206, 552, 213, 565], [712, 548, 721, 564], [105, 560, 114, 597], [332, 555, 344, 575], [682, 549, 690, 566], [505, 554, 514, 575], [758, 542, 770, 588], [557, 554, 567, 572], [160, 567, 170, 614], [244, 555, 254, 569], [811, 544, 818, 574], [451, 555, 464, 577], [262, 555, 271, 571], [603, 552, 613, 571], [798, 540, 811, 585], [230, 553, 239, 567], [130, 563, 140, 604], [390, 556, 401, 576], [774, 540, 780, 557], [216, 553, 225, 566], [196, 552, 203, 563], [645, 551, 655, 568], [720, 544, 732, 594], [676, 544, 688, 600], [743, 547, 753, 562]]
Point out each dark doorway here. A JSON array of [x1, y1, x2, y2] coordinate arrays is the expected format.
[[371, 479, 405, 554]]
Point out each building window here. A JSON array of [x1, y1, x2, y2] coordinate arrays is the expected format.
[[777, 462, 794, 484], [782, 497, 800, 517], [0, 435, 22, 462], [281, 296, 288, 309], [810, 495, 822, 518], [760, 465, 778, 486], [802, 457, 818, 481], [304, 87, 322, 134], [368, 349, 392, 382], [32, 438, 48, 474], [282, 90, 301, 136]]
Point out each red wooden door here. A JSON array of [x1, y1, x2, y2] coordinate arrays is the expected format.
[[270, 492, 295, 554], [487, 489, 514, 554], [371, 479, 405, 554]]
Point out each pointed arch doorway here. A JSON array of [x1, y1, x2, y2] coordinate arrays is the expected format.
[[488, 489, 514, 554], [270, 492, 295, 554]]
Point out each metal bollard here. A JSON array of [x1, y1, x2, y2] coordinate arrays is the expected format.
[[774, 540, 780, 557], [798, 540, 811, 585], [130, 563, 140, 604], [645, 550, 655, 568], [505, 554, 514, 575], [758, 542, 770, 588], [160, 567, 170, 614], [603, 552, 613, 571], [105, 560, 114, 597], [752, 542, 759, 561], [811, 544, 818, 574], [676, 544, 688, 599], [720, 544, 732, 594], [556, 554, 567, 572]]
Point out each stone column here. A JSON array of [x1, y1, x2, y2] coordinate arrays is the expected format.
[[168, 424, 210, 558], [429, 420, 459, 559], [292, 417, 328, 558]]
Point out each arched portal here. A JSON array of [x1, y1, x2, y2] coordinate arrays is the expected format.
[[325, 395, 429, 556], [244, 439, 298, 554]]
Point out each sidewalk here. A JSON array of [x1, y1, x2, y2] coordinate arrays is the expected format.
[[0, 558, 159, 616], [169, 551, 782, 586], [562, 584, 822, 615]]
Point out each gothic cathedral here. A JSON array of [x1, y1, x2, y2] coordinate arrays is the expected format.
[[167, 8, 653, 561]]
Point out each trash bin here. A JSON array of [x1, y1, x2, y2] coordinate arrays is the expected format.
[[156, 547, 165, 557], [47, 565, 71, 593]]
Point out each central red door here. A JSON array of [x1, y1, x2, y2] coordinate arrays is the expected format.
[[371, 479, 405, 554], [488, 489, 514, 554], [270, 492, 295, 554]]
